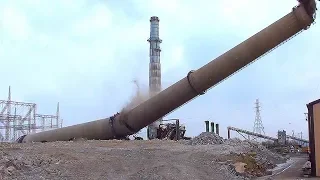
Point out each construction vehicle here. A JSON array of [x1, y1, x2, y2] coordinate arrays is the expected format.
[[16, 1, 316, 143], [133, 119, 188, 140], [156, 119, 190, 140]]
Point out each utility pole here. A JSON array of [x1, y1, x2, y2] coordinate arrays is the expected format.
[[298, 132, 303, 145]]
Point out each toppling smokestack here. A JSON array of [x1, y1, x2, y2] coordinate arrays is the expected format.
[[147, 16, 163, 139]]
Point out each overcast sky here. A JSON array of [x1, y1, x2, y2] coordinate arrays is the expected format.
[[0, 0, 319, 140]]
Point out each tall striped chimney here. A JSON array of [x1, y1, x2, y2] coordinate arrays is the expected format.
[[147, 16, 162, 139]]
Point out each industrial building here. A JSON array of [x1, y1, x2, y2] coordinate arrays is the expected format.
[[307, 98, 320, 176]]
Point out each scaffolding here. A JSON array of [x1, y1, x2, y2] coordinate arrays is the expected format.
[[0, 86, 63, 142]]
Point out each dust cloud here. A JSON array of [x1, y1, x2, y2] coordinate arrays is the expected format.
[[120, 79, 150, 114]]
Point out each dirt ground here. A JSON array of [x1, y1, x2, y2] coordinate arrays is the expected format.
[[0, 140, 249, 180], [0, 137, 294, 180]]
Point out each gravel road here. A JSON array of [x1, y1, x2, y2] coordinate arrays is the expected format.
[[256, 154, 317, 180]]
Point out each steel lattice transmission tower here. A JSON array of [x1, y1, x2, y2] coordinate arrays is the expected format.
[[147, 16, 162, 139], [253, 99, 265, 135], [0, 86, 63, 142]]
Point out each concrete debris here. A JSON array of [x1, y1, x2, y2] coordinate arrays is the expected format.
[[184, 134, 287, 178], [233, 162, 247, 174], [0, 134, 290, 180], [302, 161, 311, 169], [265, 170, 272, 175], [188, 132, 224, 145], [224, 138, 287, 167], [302, 160, 311, 176], [4, 166, 15, 176]]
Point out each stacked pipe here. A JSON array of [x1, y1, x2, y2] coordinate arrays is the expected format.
[[18, 3, 316, 143], [205, 121, 219, 135], [216, 124, 220, 136], [205, 121, 210, 132], [211, 122, 215, 133]]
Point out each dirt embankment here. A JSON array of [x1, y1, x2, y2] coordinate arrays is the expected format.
[[0, 134, 287, 180]]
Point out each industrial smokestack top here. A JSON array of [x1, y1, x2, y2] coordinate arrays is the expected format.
[[150, 16, 159, 21], [149, 16, 161, 41], [18, 2, 317, 143], [148, 15, 162, 97]]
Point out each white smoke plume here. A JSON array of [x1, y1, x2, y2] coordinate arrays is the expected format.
[[118, 79, 151, 138], [120, 79, 150, 114]]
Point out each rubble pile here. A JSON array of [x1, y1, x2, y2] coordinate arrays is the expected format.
[[0, 141, 249, 180], [0, 134, 289, 180], [224, 138, 286, 164], [248, 141, 287, 168], [0, 145, 29, 179], [0, 143, 66, 180], [188, 132, 224, 145], [185, 135, 288, 178], [224, 138, 244, 145], [222, 138, 287, 177]]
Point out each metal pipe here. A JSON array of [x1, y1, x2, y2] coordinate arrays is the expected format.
[[211, 122, 215, 133], [216, 124, 220, 136], [204, 121, 209, 132], [19, 4, 315, 143]]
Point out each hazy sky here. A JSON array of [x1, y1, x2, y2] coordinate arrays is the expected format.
[[0, 0, 319, 140]]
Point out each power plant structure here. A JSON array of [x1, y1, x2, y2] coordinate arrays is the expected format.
[[147, 16, 163, 140], [4, 1, 319, 178], [0, 86, 63, 142], [15, 1, 315, 149], [205, 121, 220, 135]]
